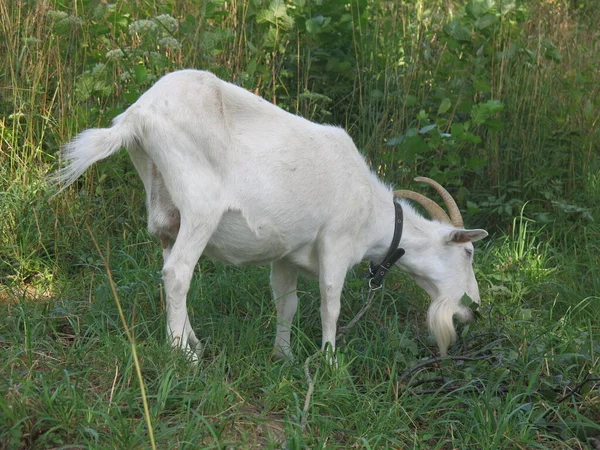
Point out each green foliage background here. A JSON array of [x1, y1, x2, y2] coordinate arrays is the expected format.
[[0, 0, 599, 448]]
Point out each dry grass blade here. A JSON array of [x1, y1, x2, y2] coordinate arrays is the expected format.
[[86, 224, 157, 450]]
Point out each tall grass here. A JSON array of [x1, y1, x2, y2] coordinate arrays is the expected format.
[[1, 0, 599, 448]]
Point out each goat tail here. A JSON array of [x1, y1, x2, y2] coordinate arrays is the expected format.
[[50, 119, 137, 192], [427, 299, 457, 357]]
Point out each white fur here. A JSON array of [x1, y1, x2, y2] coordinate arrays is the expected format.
[[53, 70, 487, 358]]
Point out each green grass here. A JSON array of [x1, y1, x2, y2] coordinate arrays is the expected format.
[[1, 215, 599, 448], [1, 0, 599, 448]]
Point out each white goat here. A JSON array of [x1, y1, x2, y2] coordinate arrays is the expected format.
[[54, 70, 488, 358]]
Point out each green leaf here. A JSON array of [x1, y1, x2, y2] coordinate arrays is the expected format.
[[386, 135, 404, 146], [463, 132, 482, 144], [466, 156, 487, 169], [473, 77, 491, 93], [247, 41, 258, 53], [398, 135, 429, 162], [369, 89, 384, 100], [133, 65, 147, 83], [467, 201, 479, 214], [451, 122, 464, 137], [404, 94, 418, 107], [124, 89, 141, 103], [499, 0, 516, 14], [90, 23, 110, 36], [258, 0, 295, 29], [246, 58, 257, 75], [444, 22, 472, 42], [419, 124, 437, 134], [469, 0, 495, 18], [298, 90, 332, 103], [484, 117, 504, 131], [438, 98, 452, 114], [306, 15, 331, 34], [543, 42, 562, 62], [475, 13, 498, 30], [460, 293, 479, 312], [340, 13, 353, 23], [471, 100, 504, 125]]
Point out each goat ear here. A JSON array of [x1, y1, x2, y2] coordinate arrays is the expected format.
[[447, 229, 488, 244]]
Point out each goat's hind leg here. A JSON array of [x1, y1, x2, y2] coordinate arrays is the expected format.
[[129, 151, 206, 359], [162, 229, 202, 358], [161, 206, 222, 360], [148, 166, 222, 359]]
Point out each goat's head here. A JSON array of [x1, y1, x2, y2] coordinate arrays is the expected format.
[[394, 177, 488, 356]]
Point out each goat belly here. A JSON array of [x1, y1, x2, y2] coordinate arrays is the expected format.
[[203, 209, 289, 265]]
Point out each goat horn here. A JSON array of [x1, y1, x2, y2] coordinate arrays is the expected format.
[[394, 190, 452, 224], [414, 177, 464, 228]]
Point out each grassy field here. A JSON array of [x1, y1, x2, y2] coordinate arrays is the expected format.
[[1, 1, 599, 449]]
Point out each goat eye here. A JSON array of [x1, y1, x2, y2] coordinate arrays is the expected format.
[[465, 249, 473, 259]]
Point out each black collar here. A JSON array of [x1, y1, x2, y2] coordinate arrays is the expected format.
[[369, 201, 405, 289]]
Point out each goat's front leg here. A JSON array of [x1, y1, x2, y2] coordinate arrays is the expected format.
[[270, 259, 299, 360], [318, 258, 347, 358]]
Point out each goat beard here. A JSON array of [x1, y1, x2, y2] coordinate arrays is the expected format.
[[427, 298, 475, 357]]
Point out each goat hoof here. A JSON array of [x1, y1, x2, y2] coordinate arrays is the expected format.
[[191, 340, 204, 359], [185, 335, 205, 363], [272, 348, 295, 364]]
